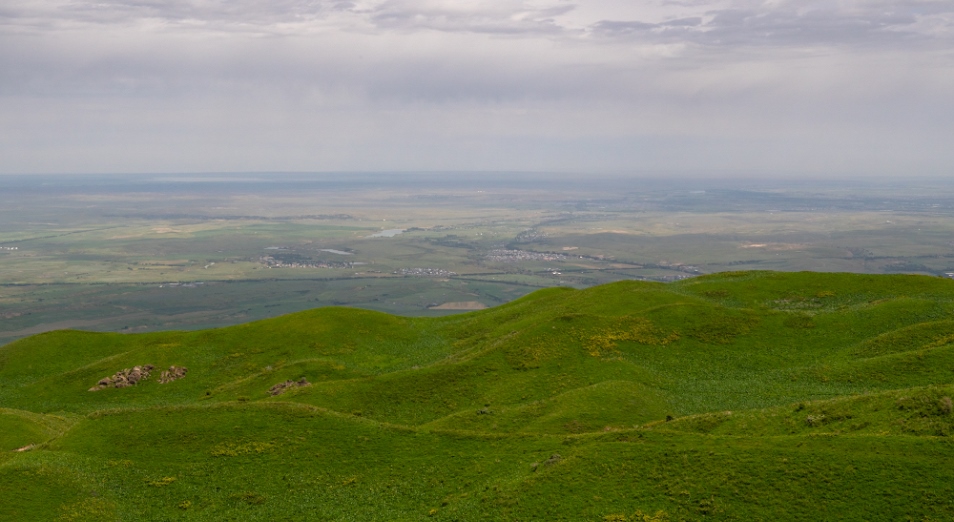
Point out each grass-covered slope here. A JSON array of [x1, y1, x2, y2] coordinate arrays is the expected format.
[[2, 271, 954, 520]]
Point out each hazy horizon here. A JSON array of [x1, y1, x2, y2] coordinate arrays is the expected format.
[[3, 170, 954, 185]]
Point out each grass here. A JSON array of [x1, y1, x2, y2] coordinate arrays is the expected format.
[[2, 271, 954, 519]]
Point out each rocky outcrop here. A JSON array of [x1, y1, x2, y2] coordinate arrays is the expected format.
[[158, 366, 188, 384], [88, 364, 188, 391], [268, 378, 310, 396], [88, 365, 155, 391]]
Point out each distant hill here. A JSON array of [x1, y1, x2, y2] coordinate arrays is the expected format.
[[2, 271, 954, 520]]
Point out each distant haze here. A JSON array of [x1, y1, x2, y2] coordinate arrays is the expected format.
[[2, 1, 952, 176]]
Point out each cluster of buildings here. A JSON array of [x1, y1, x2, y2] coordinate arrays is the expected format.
[[656, 274, 694, 282], [485, 249, 567, 263], [259, 255, 362, 269], [393, 268, 457, 277]]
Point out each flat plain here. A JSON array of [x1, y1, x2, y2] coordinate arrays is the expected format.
[[4, 174, 954, 346]]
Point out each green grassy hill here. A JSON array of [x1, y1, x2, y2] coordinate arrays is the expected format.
[[2, 271, 954, 520]]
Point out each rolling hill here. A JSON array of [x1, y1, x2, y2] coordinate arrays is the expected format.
[[2, 271, 954, 520]]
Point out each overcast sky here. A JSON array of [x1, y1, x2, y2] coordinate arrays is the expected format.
[[1, 0, 952, 176]]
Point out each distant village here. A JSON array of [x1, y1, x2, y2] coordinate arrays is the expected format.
[[393, 268, 457, 277], [0, 246, 18, 250], [259, 255, 363, 269], [485, 249, 567, 263]]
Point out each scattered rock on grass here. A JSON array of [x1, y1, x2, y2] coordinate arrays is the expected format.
[[531, 454, 562, 471], [941, 396, 953, 415], [268, 378, 310, 396], [88, 365, 155, 391], [159, 366, 188, 384]]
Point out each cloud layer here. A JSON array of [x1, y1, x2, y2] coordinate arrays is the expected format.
[[2, 0, 953, 175]]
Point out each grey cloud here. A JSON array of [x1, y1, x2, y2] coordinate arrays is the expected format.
[[367, 1, 576, 35], [700, 7, 919, 46], [2, 0, 579, 36], [591, 2, 954, 48], [77, 0, 334, 22], [7, 1, 952, 48], [590, 20, 656, 36], [1, 0, 349, 31], [662, 17, 702, 27], [0, 33, 605, 104]]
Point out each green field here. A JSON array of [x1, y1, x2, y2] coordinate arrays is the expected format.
[[2, 271, 954, 520]]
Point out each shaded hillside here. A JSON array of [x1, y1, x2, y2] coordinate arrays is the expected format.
[[2, 271, 954, 520]]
